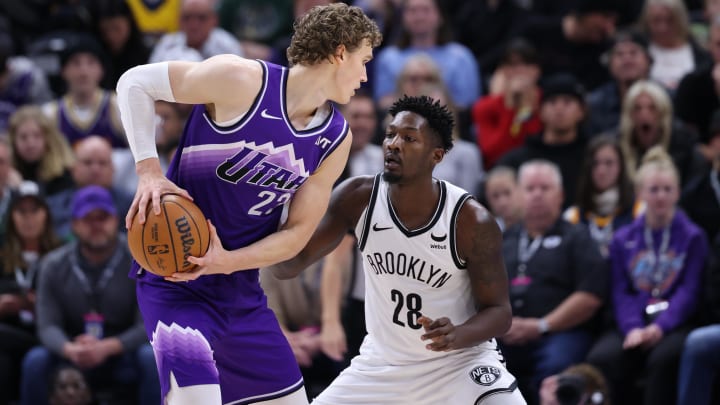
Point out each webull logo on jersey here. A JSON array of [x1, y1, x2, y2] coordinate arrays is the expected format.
[[365, 251, 452, 288], [216, 149, 307, 191], [470, 365, 501, 386]]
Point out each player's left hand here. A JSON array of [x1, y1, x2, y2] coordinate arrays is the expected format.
[[419, 316, 457, 352], [166, 220, 232, 282]]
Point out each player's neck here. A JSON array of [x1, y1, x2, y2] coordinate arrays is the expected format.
[[388, 178, 440, 228], [286, 64, 330, 119]]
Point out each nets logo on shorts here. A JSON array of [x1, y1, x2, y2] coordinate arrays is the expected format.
[[470, 365, 501, 386]]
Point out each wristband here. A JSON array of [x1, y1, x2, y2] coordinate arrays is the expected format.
[[538, 318, 550, 335]]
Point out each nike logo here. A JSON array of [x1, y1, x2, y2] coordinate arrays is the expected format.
[[260, 109, 282, 120], [430, 233, 447, 242], [372, 223, 392, 232]]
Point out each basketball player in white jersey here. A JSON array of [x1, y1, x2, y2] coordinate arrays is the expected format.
[[273, 95, 526, 404]]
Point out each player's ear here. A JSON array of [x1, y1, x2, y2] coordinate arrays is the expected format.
[[333, 44, 347, 64], [432, 147, 445, 165]]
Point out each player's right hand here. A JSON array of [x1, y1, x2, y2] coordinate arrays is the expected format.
[[127, 158, 192, 229]]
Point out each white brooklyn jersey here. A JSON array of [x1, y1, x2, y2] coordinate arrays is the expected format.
[[355, 175, 494, 364]]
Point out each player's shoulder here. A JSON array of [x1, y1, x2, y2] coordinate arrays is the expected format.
[[202, 54, 264, 84], [455, 196, 500, 241], [457, 197, 493, 225]]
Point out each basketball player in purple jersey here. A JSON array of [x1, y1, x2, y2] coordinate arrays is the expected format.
[[115, 4, 381, 404], [273, 96, 526, 404]]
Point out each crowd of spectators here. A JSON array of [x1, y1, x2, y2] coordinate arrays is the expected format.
[[0, 0, 719, 404]]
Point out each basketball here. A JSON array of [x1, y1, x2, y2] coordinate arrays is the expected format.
[[127, 194, 210, 277]]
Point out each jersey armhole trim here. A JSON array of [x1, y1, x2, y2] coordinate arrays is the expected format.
[[201, 60, 268, 133], [358, 174, 382, 251], [450, 193, 473, 269], [318, 119, 349, 167]]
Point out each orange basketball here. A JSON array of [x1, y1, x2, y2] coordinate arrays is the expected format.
[[127, 194, 210, 277]]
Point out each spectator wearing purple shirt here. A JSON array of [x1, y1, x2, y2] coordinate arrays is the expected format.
[[586, 146, 709, 405]]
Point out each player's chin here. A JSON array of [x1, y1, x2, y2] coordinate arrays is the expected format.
[[382, 170, 402, 184]]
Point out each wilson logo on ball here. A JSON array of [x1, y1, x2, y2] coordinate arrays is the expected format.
[[175, 216, 195, 269]]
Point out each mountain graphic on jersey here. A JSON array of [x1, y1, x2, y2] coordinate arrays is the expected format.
[[178, 140, 310, 192]]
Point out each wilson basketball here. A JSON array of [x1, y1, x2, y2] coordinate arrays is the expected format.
[[127, 194, 210, 277]]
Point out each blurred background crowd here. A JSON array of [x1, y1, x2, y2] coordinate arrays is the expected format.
[[0, 0, 719, 404]]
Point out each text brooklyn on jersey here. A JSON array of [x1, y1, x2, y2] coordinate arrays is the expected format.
[[365, 250, 452, 288]]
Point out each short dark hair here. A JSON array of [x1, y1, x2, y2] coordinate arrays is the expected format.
[[388, 95, 454, 152]]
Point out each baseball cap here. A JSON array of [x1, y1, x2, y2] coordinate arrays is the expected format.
[[541, 73, 586, 104], [71, 185, 116, 219], [11, 181, 47, 209]]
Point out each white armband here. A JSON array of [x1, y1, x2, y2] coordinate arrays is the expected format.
[[116, 62, 176, 163]]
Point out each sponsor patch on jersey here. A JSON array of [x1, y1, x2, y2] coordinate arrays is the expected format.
[[469, 365, 501, 386]]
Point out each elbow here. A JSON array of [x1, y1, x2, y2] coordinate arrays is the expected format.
[[116, 65, 139, 95], [498, 304, 513, 335], [271, 265, 301, 280]]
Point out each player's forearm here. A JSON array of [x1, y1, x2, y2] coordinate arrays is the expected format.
[[229, 228, 313, 274], [455, 304, 512, 349], [116, 63, 175, 162], [320, 236, 353, 323], [320, 265, 344, 324]]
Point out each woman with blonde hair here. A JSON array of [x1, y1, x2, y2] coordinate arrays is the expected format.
[[641, 0, 710, 91], [586, 146, 709, 405], [618, 80, 705, 184], [7, 106, 74, 196]]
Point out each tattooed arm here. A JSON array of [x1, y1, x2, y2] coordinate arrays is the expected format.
[[419, 199, 513, 351]]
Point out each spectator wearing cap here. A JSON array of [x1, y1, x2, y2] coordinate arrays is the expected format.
[[0, 30, 54, 132], [149, 0, 243, 63], [19, 185, 159, 405], [41, 34, 127, 149], [472, 39, 544, 170], [586, 30, 653, 137], [496, 73, 589, 208], [0, 180, 63, 404], [617, 79, 707, 186], [675, 14, 720, 162], [516, 0, 620, 91], [642, 0, 711, 93], [680, 108, 720, 241]]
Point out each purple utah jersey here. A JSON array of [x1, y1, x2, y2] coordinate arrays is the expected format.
[[133, 60, 348, 404]]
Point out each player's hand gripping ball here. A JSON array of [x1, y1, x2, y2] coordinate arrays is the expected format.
[[127, 194, 210, 277]]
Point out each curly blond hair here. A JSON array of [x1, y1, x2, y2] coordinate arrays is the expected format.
[[287, 3, 382, 66]]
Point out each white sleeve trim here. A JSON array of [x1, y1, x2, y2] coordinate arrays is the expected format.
[[116, 62, 176, 163]]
